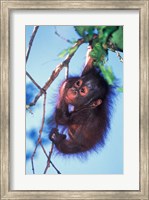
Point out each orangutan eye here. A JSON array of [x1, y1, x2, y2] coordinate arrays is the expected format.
[[80, 86, 88, 96], [74, 80, 82, 88], [80, 88, 85, 93]]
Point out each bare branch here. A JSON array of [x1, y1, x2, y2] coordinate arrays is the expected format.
[[31, 142, 39, 174], [26, 71, 42, 90], [39, 93, 47, 135], [50, 160, 61, 174], [31, 92, 47, 174], [29, 38, 84, 107], [26, 26, 39, 63], [107, 40, 123, 63], [43, 142, 54, 174], [40, 142, 61, 174], [115, 51, 123, 63], [55, 26, 73, 44]]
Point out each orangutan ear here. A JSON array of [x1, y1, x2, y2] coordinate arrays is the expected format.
[[92, 99, 102, 108]]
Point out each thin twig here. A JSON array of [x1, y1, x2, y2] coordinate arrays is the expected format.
[[39, 93, 47, 135], [40, 141, 61, 174], [50, 160, 61, 174], [27, 26, 63, 174], [43, 142, 54, 174], [26, 71, 42, 90], [29, 34, 85, 174], [39, 141, 49, 157], [55, 26, 73, 44], [26, 26, 39, 63], [31, 141, 39, 174], [31, 92, 47, 174], [115, 51, 123, 63], [29, 38, 84, 107]]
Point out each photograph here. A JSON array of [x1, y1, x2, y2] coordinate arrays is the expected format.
[[1, 0, 148, 198], [26, 25, 123, 174]]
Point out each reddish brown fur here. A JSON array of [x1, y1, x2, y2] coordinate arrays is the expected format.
[[49, 45, 114, 155]]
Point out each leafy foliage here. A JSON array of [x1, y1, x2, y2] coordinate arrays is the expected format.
[[58, 45, 78, 58], [74, 26, 95, 42], [99, 65, 115, 85], [58, 26, 123, 89], [110, 26, 123, 51], [74, 26, 123, 88], [117, 87, 123, 92]]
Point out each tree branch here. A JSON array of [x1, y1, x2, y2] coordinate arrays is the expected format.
[[26, 71, 42, 90], [115, 51, 123, 63], [43, 142, 54, 174], [28, 38, 84, 107], [31, 92, 47, 174], [54, 26, 73, 44], [40, 141, 61, 174], [26, 26, 39, 63]]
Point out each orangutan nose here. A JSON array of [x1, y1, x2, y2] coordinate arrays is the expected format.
[[71, 87, 78, 96]]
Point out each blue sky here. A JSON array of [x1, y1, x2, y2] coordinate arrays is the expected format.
[[26, 26, 123, 174]]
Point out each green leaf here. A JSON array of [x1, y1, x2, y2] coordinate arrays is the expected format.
[[97, 26, 118, 44], [90, 43, 107, 64], [103, 26, 118, 37], [84, 34, 93, 42], [68, 45, 78, 55], [110, 26, 123, 51], [117, 87, 123, 92], [74, 26, 86, 37], [58, 45, 79, 58], [85, 26, 95, 36], [58, 48, 69, 58], [96, 26, 107, 33], [99, 65, 115, 85], [74, 26, 96, 42]]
